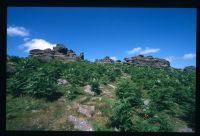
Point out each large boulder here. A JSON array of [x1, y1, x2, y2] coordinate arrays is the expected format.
[[183, 66, 196, 72], [95, 56, 114, 63], [79, 52, 84, 60], [29, 49, 44, 56], [123, 54, 170, 68], [68, 115, 93, 131], [57, 79, 69, 85], [83, 85, 95, 95], [78, 105, 95, 117], [53, 44, 68, 54], [29, 44, 84, 61]]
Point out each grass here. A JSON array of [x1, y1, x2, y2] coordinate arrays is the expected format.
[[6, 79, 194, 131], [6, 95, 49, 130]]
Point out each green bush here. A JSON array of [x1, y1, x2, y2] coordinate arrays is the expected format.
[[65, 85, 80, 100], [7, 58, 57, 99], [112, 99, 134, 131], [111, 78, 142, 131], [116, 78, 142, 106], [90, 78, 101, 95]]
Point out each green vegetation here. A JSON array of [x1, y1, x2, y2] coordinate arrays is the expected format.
[[6, 56, 195, 131]]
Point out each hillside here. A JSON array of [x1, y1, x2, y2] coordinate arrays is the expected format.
[[6, 46, 195, 132]]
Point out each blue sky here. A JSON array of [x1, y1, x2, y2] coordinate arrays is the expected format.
[[7, 7, 196, 68]]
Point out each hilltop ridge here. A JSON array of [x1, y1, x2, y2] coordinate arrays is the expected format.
[[29, 44, 84, 61], [8, 43, 195, 72]]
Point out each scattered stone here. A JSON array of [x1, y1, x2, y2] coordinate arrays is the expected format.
[[78, 105, 95, 117], [72, 102, 80, 109], [96, 111, 102, 116], [85, 101, 97, 105], [108, 84, 116, 89], [114, 127, 120, 132], [79, 96, 88, 102], [90, 97, 101, 101], [123, 54, 170, 68], [144, 99, 149, 106], [183, 66, 196, 73], [68, 115, 93, 131], [83, 85, 95, 95], [57, 79, 69, 85], [31, 109, 42, 113], [179, 127, 194, 132]]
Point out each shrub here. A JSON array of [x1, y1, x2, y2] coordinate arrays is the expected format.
[[65, 85, 80, 100], [112, 99, 134, 131], [116, 78, 142, 106], [90, 78, 101, 95], [111, 78, 142, 131], [7, 57, 57, 99]]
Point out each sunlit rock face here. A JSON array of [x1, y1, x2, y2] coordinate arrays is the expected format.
[[183, 66, 196, 72], [123, 54, 170, 68], [95, 56, 115, 63], [29, 44, 84, 61]]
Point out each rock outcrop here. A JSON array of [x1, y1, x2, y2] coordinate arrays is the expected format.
[[57, 79, 69, 85], [78, 105, 95, 117], [29, 44, 84, 61], [83, 85, 95, 96], [68, 115, 93, 131], [183, 66, 196, 72], [123, 54, 170, 68], [95, 56, 114, 63]]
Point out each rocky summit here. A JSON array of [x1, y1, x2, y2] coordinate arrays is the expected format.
[[29, 44, 84, 61], [95, 56, 114, 63], [123, 54, 170, 68], [183, 66, 196, 72]]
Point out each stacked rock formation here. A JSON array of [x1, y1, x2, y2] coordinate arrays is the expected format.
[[123, 54, 170, 68], [95, 56, 114, 63], [29, 44, 84, 61], [183, 66, 196, 72]]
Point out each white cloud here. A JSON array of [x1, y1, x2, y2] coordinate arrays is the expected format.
[[140, 47, 160, 54], [7, 26, 29, 37], [126, 47, 142, 55], [23, 37, 30, 41], [110, 56, 117, 61], [182, 53, 196, 60], [164, 56, 174, 62], [126, 47, 160, 55], [20, 38, 56, 52]]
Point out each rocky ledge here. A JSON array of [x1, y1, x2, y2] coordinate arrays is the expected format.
[[29, 44, 84, 61], [95, 56, 115, 63], [183, 66, 196, 72], [123, 54, 170, 68]]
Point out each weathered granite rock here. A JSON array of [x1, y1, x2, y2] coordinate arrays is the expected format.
[[29, 49, 45, 56], [179, 127, 194, 132], [7, 64, 16, 74], [57, 79, 69, 85], [95, 56, 114, 63], [123, 54, 170, 68], [183, 66, 196, 72], [79, 52, 84, 60], [116, 60, 121, 63], [83, 85, 95, 95], [68, 115, 93, 131], [53, 44, 68, 54], [29, 44, 84, 61], [78, 105, 95, 117]]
